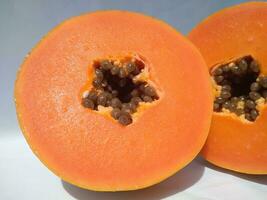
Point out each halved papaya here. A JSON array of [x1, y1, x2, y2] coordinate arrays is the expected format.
[[15, 11, 212, 191], [189, 2, 267, 174]]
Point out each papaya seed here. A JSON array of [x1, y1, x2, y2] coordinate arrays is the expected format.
[[81, 57, 159, 125]]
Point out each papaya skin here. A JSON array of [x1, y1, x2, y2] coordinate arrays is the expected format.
[[189, 2, 267, 174], [15, 10, 212, 191]]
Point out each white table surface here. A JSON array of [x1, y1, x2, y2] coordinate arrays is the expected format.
[[1, 133, 267, 200]]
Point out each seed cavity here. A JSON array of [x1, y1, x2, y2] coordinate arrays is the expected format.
[[81, 57, 159, 126], [211, 56, 267, 122]]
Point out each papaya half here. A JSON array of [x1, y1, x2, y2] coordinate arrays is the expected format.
[[15, 11, 212, 191], [189, 2, 267, 174]]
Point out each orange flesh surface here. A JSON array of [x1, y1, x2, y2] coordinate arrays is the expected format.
[[189, 2, 267, 174], [15, 11, 212, 191]]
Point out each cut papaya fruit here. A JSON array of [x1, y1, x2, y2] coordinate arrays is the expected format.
[[189, 2, 267, 174], [15, 11, 212, 191]]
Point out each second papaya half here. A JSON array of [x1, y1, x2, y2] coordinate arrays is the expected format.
[[189, 2, 267, 174]]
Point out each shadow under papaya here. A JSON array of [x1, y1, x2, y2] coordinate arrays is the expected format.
[[61, 159, 205, 200], [196, 156, 267, 185]]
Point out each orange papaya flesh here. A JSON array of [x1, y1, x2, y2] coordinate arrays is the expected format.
[[15, 11, 212, 190], [189, 2, 267, 174]]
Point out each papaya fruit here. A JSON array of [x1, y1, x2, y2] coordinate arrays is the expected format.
[[15, 11, 212, 191], [189, 2, 267, 174]]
